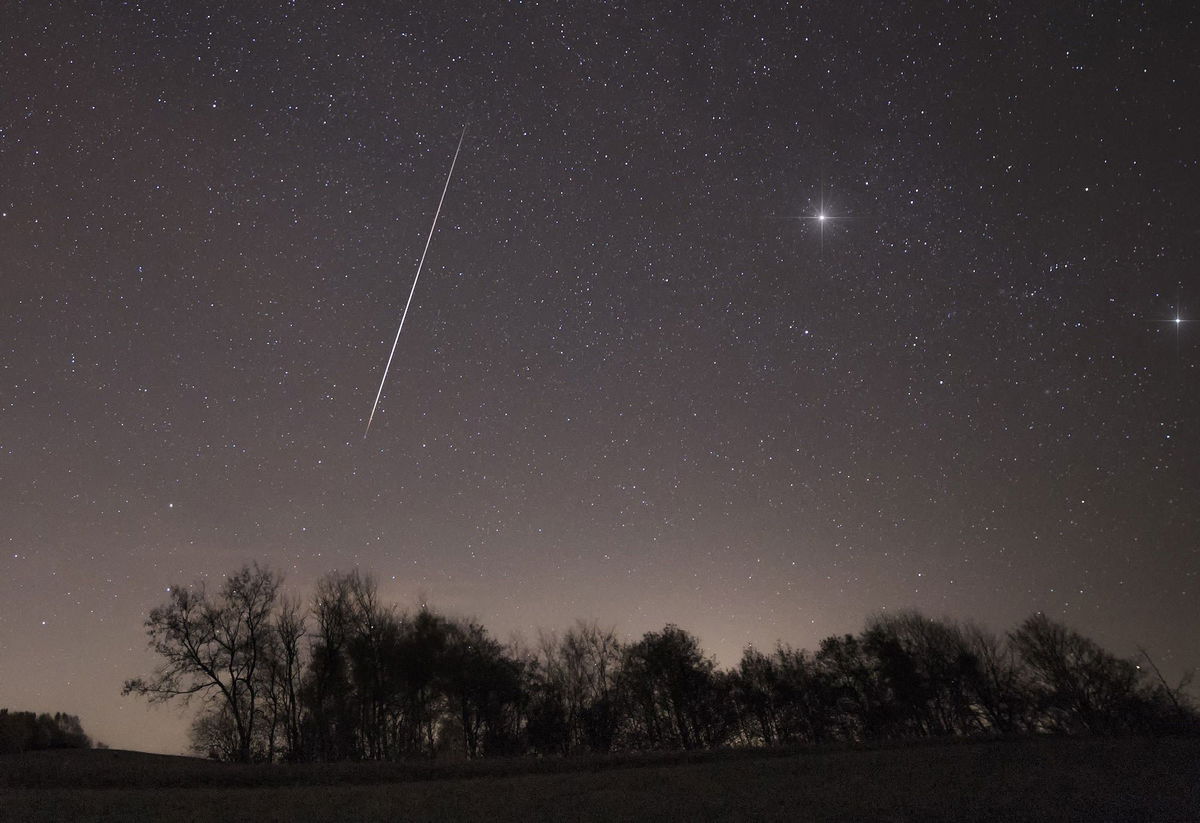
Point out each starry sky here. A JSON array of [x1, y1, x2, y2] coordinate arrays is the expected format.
[[2, 1, 1197, 754]]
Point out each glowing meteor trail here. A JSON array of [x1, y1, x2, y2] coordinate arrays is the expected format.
[[364, 126, 467, 437]]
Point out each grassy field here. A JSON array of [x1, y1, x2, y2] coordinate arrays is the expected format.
[[2, 737, 1198, 822]]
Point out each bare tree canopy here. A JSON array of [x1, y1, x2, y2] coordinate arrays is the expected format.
[[123, 563, 283, 762]]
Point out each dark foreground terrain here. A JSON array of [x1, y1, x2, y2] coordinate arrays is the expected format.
[[2, 737, 1198, 822]]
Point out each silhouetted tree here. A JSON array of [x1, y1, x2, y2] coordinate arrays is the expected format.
[[123, 563, 281, 762], [863, 612, 982, 737], [1136, 647, 1199, 734], [730, 645, 834, 745], [0, 710, 92, 753], [524, 675, 570, 754], [301, 570, 360, 760], [813, 633, 887, 740], [621, 625, 729, 750], [441, 620, 525, 758], [393, 607, 455, 757], [342, 571, 396, 760], [961, 622, 1033, 735], [262, 595, 307, 760], [1010, 613, 1144, 734], [783, 645, 847, 743], [731, 647, 783, 745], [530, 621, 624, 754]]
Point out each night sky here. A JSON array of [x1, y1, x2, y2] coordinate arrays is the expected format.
[[3, 1, 1197, 754]]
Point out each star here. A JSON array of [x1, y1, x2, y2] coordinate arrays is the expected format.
[[797, 203, 847, 252]]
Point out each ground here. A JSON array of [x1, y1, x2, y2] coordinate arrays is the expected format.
[[2, 737, 1198, 822]]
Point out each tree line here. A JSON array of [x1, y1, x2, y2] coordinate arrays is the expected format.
[[0, 710, 94, 754], [123, 564, 1197, 762]]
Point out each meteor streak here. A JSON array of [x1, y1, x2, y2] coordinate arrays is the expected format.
[[364, 126, 467, 437]]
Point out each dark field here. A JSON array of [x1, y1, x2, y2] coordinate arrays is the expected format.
[[2, 737, 1198, 822]]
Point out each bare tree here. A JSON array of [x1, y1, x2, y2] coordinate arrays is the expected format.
[[621, 625, 726, 750], [962, 622, 1031, 734], [303, 570, 359, 760], [731, 647, 783, 745], [1009, 613, 1142, 734], [261, 594, 307, 761], [863, 611, 983, 737], [531, 620, 624, 754], [123, 564, 281, 762], [1136, 646, 1197, 730]]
